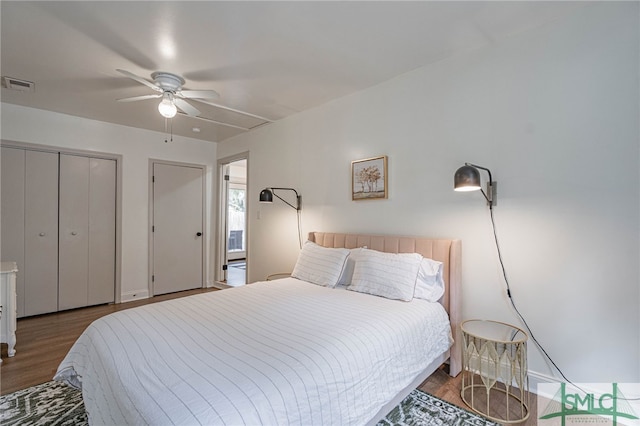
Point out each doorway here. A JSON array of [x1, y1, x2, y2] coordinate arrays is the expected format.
[[217, 154, 248, 286], [150, 160, 205, 295]]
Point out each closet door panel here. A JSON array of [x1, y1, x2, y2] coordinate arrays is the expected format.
[[58, 155, 89, 311], [1, 147, 26, 317], [24, 150, 58, 316], [88, 158, 116, 305]]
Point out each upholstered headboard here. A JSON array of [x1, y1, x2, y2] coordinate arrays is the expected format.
[[308, 231, 462, 377]]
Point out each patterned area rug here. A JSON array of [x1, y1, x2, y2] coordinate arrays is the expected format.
[[379, 389, 500, 426], [0, 381, 87, 426], [0, 381, 497, 426]]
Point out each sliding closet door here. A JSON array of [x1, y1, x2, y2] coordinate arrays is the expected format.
[[1, 147, 26, 317], [58, 155, 90, 310], [24, 150, 59, 316], [88, 158, 116, 305]]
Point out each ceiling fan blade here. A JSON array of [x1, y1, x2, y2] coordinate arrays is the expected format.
[[116, 69, 162, 92], [179, 113, 251, 131], [177, 89, 220, 100], [117, 94, 162, 102], [194, 99, 274, 122], [174, 98, 201, 117]]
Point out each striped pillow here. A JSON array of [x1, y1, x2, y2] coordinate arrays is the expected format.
[[291, 241, 350, 288], [348, 249, 422, 301]]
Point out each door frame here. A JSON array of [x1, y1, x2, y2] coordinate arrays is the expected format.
[[1, 139, 123, 304], [216, 152, 249, 286], [148, 159, 206, 296]]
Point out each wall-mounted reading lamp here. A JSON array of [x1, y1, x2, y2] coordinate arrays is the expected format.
[[454, 163, 497, 208], [454, 163, 568, 385], [259, 187, 302, 211], [259, 187, 303, 248]]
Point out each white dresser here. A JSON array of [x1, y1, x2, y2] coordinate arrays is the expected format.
[[1, 262, 18, 362]]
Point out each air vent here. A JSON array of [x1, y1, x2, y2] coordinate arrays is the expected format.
[[2, 76, 35, 92]]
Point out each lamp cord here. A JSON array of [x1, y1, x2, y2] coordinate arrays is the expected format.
[[296, 208, 302, 250], [489, 206, 583, 390], [488, 205, 640, 400], [489, 205, 570, 380]]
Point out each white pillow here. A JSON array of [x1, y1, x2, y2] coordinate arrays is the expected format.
[[348, 249, 422, 301], [336, 247, 365, 287], [413, 257, 445, 302], [291, 241, 350, 288]]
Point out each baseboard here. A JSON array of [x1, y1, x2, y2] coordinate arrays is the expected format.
[[528, 369, 563, 394], [120, 289, 150, 303]]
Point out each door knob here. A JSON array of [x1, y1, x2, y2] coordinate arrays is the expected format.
[[71, 231, 77, 236], [39, 232, 46, 237], [196, 232, 202, 237]]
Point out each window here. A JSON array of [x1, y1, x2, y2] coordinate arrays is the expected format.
[[228, 186, 245, 253]]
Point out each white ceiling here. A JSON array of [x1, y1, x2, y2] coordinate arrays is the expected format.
[[1, 1, 586, 143]]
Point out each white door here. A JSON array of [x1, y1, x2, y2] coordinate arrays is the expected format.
[[216, 156, 248, 286], [221, 165, 230, 283], [152, 162, 204, 295]]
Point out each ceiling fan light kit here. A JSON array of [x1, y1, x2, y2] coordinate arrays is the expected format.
[[158, 92, 177, 118]]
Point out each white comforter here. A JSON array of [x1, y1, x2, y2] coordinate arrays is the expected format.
[[55, 278, 452, 425]]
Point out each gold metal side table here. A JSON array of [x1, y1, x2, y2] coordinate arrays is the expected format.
[[461, 319, 529, 423]]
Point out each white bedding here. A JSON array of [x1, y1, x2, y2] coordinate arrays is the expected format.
[[55, 278, 452, 425]]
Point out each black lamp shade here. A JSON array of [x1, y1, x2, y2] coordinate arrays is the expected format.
[[454, 165, 481, 192], [259, 188, 273, 202]]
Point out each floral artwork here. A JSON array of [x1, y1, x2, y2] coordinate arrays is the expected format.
[[351, 156, 388, 200]]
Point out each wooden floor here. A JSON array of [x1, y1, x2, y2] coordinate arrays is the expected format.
[[0, 287, 218, 395], [1, 288, 536, 424]]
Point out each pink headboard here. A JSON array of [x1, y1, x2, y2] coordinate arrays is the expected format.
[[308, 231, 462, 377]]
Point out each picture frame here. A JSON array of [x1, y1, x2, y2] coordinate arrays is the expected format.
[[351, 155, 388, 200]]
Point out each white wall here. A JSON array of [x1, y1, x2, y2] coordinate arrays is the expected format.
[[1, 104, 218, 300], [219, 2, 639, 384]]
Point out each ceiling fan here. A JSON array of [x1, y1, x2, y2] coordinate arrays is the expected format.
[[116, 69, 274, 130], [116, 69, 219, 119]]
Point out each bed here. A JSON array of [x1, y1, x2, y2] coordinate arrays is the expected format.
[[55, 232, 461, 425]]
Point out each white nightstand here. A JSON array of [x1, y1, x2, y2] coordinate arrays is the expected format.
[[0, 262, 18, 363], [461, 319, 529, 423]]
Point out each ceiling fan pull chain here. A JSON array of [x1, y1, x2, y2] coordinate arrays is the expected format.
[[164, 117, 169, 143], [163, 117, 173, 143]]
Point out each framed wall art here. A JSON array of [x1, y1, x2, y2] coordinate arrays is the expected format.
[[351, 155, 388, 200]]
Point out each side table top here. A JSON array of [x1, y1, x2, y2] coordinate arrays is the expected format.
[[461, 319, 527, 344]]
